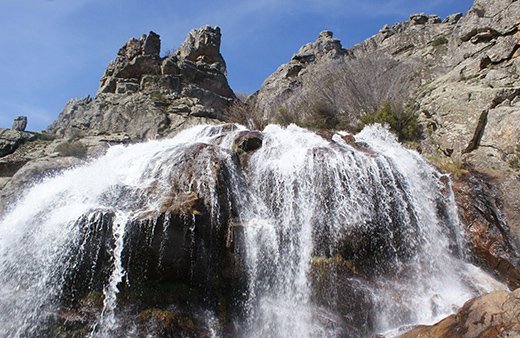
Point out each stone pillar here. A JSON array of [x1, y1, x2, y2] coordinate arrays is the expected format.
[[12, 116, 27, 131]]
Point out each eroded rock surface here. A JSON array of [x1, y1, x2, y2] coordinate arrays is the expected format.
[[249, 0, 520, 285], [398, 288, 520, 338], [48, 26, 235, 140]]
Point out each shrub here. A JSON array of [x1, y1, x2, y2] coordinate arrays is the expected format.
[[431, 36, 448, 47], [55, 141, 88, 158], [225, 99, 266, 130], [275, 107, 296, 127], [304, 103, 340, 129], [357, 102, 420, 142], [427, 153, 468, 177], [509, 141, 520, 170]]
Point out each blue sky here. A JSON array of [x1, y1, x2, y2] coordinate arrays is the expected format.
[[0, 0, 473, 131]]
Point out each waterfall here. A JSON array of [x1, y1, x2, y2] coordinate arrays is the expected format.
[[0, 123, 503, 337]]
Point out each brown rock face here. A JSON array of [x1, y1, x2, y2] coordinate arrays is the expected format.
[[452, 171, 520, 289], [398, 288, 520, 338]]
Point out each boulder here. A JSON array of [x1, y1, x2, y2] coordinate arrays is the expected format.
[[292, 30, 345, 63], [177, 25, 227, 75], [232, 130, 263, 153], [410, 13, 429, 25], [0, 128, 36, 158], [398, 288, 520, 338], [11, 116, 27, 131]]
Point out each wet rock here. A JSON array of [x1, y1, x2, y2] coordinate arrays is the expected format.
[[0, 156, 82, 212], [11, 116, 27, 131], [452, 172, 520, 289], [232, 130, 263, 153], [137, 308, 205, 338], [310, 255, 374, 336], [398, 288, 520, 338]]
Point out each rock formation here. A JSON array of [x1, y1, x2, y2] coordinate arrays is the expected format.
[[11, 116, 27, 131], [0, 26, 236, 212], [48, 26, 235, 140], [248, 12, 461, 128], [0, 128, 35, 158], [398, 288, 520, 338], [249, 0, 520, 290]]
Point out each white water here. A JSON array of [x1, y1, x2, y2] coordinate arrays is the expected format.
[[0, 123, 504, 337]]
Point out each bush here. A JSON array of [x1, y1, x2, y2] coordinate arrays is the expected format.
[[431, 36, 448, 47], [275, 107, 296, 126], [509, 141, 520, 169], [304, 103, 341, 129], [225, 99, 266, 130], [55, 141, 88, 158], [357, 102, 420, 142]]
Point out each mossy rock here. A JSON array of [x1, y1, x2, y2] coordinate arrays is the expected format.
[[137, 308, 203, 338]]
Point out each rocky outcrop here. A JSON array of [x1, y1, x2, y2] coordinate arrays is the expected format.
[[453, 171, 520, 289], [415, 0, 520, 264], [248, 0, 520, 286], [249, 13, 459, 128], [1, 26, 237, 211], [48, 26, 235, 140], [11, 116, 27, 132], [398, 288, 520, 338], [0, 128, 36, 158]]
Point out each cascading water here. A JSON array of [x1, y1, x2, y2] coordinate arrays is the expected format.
[[0, 123, 504, 337]]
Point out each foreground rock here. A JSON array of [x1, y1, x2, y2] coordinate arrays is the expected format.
[[398, 288, 520, 338]]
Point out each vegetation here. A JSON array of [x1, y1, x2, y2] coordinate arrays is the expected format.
[[508, 141, 520, 170], [427, 153, 468, 177], [357, 101, 421, 142], [275, 107, 294, 126], [225, 98, 266, 130], [431, 36, 448, 47], [55, 141, 88, 158]]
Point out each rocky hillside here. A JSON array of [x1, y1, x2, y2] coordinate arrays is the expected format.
[[250, 0, 520, 289], [248, 13, 463, 128], [0, 25, 235, 210]]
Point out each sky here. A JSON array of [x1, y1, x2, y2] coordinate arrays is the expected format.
[[0, 0, 474, 131]]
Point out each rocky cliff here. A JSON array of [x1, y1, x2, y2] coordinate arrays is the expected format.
[[0, 25, 236, 211], [48, 26, 234, 140], [250, 0, 520, 290], [248, 13, 462, 128]]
